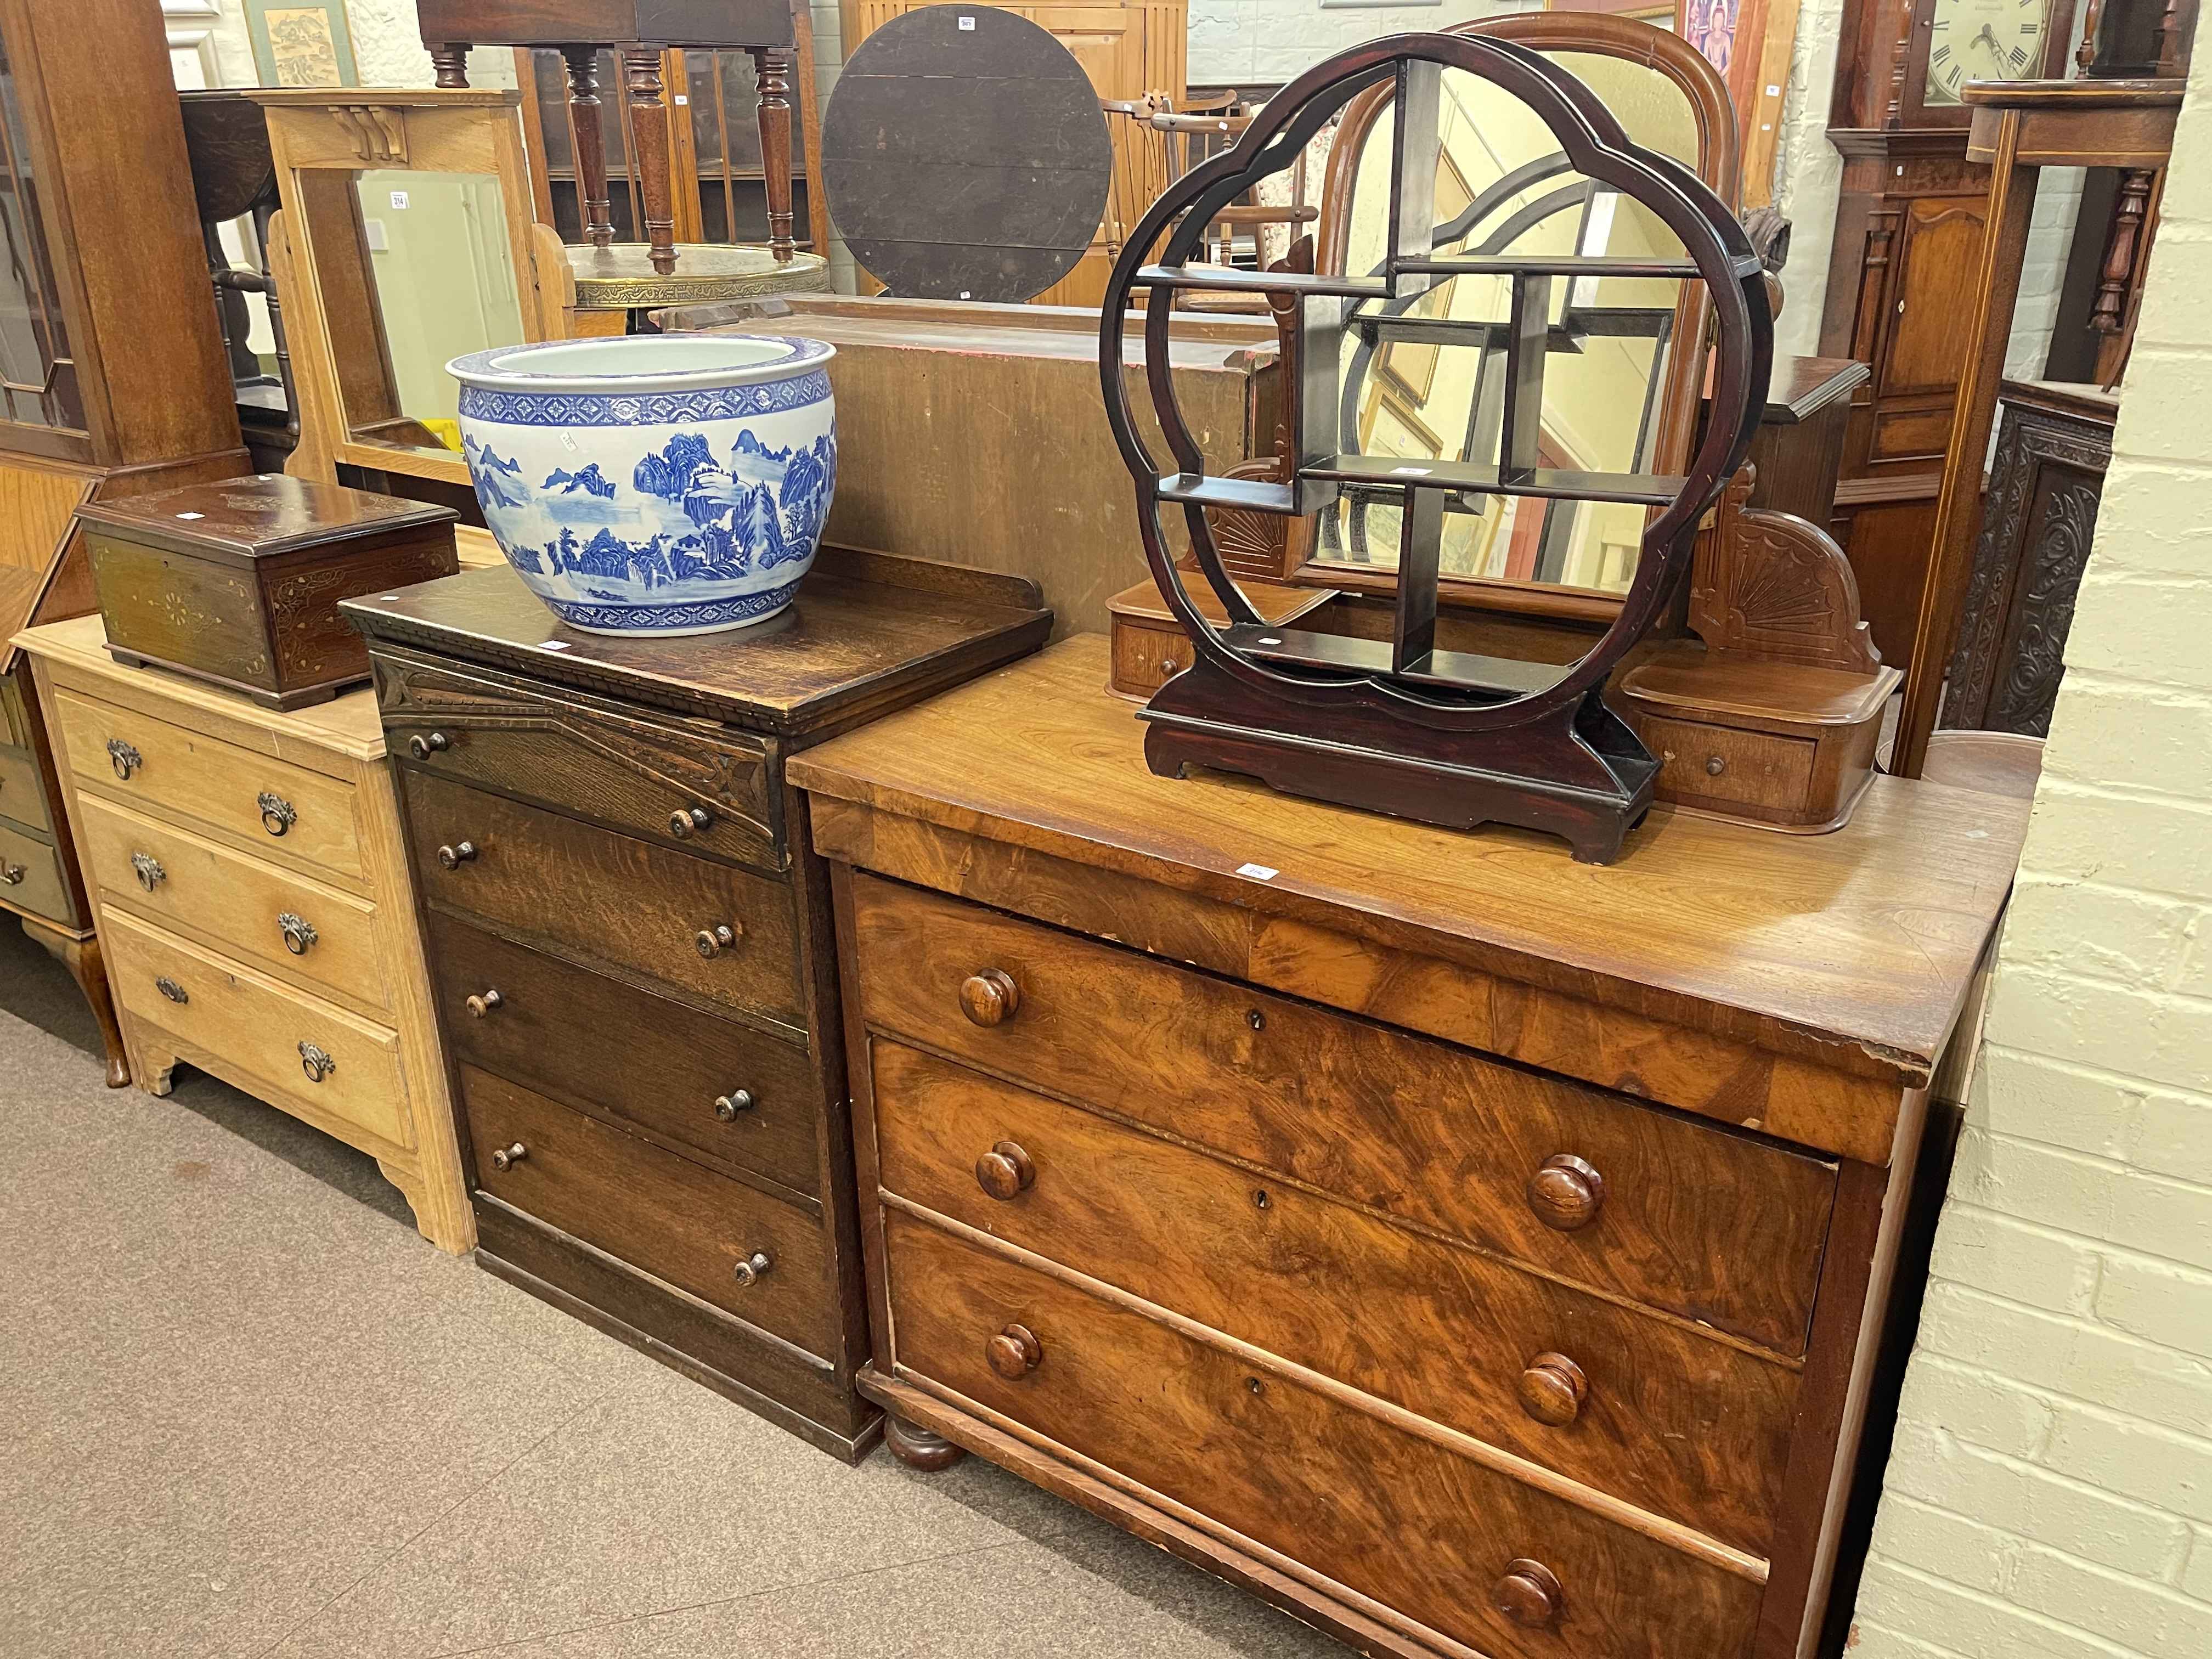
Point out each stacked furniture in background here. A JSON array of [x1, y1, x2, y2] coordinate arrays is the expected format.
[[0, 0, 255, 1087], [343, 551, 1049, 1458]]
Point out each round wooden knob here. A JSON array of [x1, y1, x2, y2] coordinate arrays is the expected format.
[[1517, 1353, 1588, 1426], [489, 1142, 527, 1172], [437, 840, 477, 870], [986, 1322, 1042, 1380], [408, 731, 450, 760], [1493, 1559, 1562, 1629], [959, 969, 1020, 1027], [694, 923, 741, 958], [466, 989, 503, 1019], [1705, 753, 1727, 777], [1526, 1154, 1605, 1232], [669, 806, 711, 838], [975, 1140, 1035, 1200], [731, 1251, 773, 1286], [714, 1090, 754, 1121]]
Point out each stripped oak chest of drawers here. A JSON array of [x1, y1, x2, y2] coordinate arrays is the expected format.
[[788, 636, 2032, 1659], [13, 614, 471, 1250], [342, 550, 1051, 1461]]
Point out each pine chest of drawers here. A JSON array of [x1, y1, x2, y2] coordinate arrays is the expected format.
[[13, 614, 470, 1250], [789, 636, 2031, 1658], [343, 551, 1051, 1461]]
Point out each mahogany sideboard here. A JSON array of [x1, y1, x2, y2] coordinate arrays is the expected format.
[[789, 635, 2032, 1658], [343, 550, 1050, 1460]]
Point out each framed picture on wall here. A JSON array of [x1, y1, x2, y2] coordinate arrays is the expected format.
[[243, 1, 360, 88]]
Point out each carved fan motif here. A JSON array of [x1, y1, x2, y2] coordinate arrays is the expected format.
[[1689, 464, 1881, 673]]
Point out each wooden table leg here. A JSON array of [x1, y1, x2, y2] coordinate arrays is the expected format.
[[430, 43, 471, 88], [562, 46, 617, 250], [752, 46, 797, 262], [21, 916, 130, 1088], [622, 46, 679, 275]]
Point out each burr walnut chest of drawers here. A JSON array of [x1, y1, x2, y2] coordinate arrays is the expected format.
[[12, 614, 471, 1251], [342, 551, 1051, 1461], [789, 636, 2032, 1658]]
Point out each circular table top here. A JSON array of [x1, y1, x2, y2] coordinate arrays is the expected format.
[[821, 5, 1112, 302], [566, 244, 831, 309]]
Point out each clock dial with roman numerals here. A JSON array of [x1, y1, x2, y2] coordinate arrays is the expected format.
[[1927, 0, 2046, 104]]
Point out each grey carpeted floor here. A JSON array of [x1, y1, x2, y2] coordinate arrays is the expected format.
[[0, 923, 1345, 1658]]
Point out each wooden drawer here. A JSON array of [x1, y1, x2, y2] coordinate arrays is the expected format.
[[0, 741, 50, 833], [428, 910, 822, 1195], [850, 876, 1836, 1356], [0, 816, 71, 924], [1641, 716, 1816, 814], [53, 689, 364, 882], [373, 647, 782, 870], [103, 907, 410, 1149], [1108, 619, 1192, 699], [460, 1065, 836, 1359], [884, 1212, 1763, 1659], [77, 794, 388, 1014], [403, 768, 803, 1029], [872, 1040, 1795, 1555]]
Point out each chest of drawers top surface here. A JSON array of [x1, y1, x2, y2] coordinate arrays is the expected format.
[[341, 548, 1053, 740]]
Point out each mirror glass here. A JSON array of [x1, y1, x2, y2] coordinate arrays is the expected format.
[[1321, 53, 1704, 596], [308, 168, 526, 458]]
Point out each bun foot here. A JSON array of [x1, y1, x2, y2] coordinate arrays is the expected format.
[[884, 1413, 966, 1471]]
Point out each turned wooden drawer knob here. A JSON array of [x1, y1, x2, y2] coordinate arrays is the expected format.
[[408, 731, 450, 760], [466, 989, 503, 1019], [986, 1322, 1042, 1380], [1517, 1353, 1588, 1426], [436, 840, 477, 870], [489, 1142, 527, 1172], [731, 1251, 772, 1286], [714, 1090, 754, 1121], [669, 806, 712, 838], [975, 1140, 1035, 1200], [1705, 753, 1727, 777], [1493, 1559, 1563, 1629], [1527, 1154, 1606, 1231], [959, 969, 1020, 1026], [695, 923, 741, 958]]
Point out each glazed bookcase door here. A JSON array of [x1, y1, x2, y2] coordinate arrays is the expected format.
[[0, 32, 83, 439]]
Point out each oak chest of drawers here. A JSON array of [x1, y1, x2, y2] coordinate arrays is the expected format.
[[343, 551, 1051, 1461], [789, 636, 2031, 1658], [13, 614, 470, 1250]]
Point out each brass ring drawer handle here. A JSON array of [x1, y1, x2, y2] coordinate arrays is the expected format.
[[713, 1089, 754, 1121], [1493, 1559, 1563, 1629], [278, 912, 318, 955], [257, 792, 297, 837], [669, 805, 712, 838], [489, 1141, 527, 1172], [731, 1250, 773, 1286], [297, 1042, 336, 1083], [436, 840, 477, 870], [0, 860, 23, 887], [694, 923, 742, 958], [976, 1140, 1035, 1200], [131, 852, 166, 891], [959, 969, 1020, 1027], [466, 989, 503, 1018], [408, 731, 450, 760], [1526, 1154, 1605, 1232], [1517, 1353, 1588, 1426], [986, 1322, 1043, 1380], [106, 737, 142, 780], [156, 975, 189, 1005]]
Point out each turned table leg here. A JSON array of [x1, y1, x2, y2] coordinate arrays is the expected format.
[[562, 46, 618, 250], [751, 47, 797, 262], [21, 916, 129, 1088], [884, 1413, 967, 1471], [430, 43, 471, 88], [622, 46, 679, 276]]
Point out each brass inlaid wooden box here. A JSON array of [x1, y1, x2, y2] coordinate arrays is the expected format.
[[77, 475, 458, 712]]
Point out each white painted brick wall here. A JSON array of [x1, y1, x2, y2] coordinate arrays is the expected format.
[[1848, 46, 2212, 1659]]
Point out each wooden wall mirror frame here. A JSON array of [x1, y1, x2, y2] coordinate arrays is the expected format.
[[247, 89, 572, 499], [1305, 14, 1740, 628]]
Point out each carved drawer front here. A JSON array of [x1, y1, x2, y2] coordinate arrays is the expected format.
[[403, 769, 803, 1029], [375, 650, 782, 869], [53, 690, 365, 882], [428, 911, 821, 1195], [1641, 717, 1817, 815], [873, 1040, 1796, 1555], [850, 876, 1837, 1356], [103, 907, 409, 1150], [0, 741, 51, 834], [461, 1065, 836, 1359], [0, 816, 70, 924], [77, 794, 388, 1015], [884, 1212, 1763, 1659]]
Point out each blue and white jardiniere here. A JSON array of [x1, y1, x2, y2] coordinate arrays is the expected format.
[[448, 334, 837, 635]]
